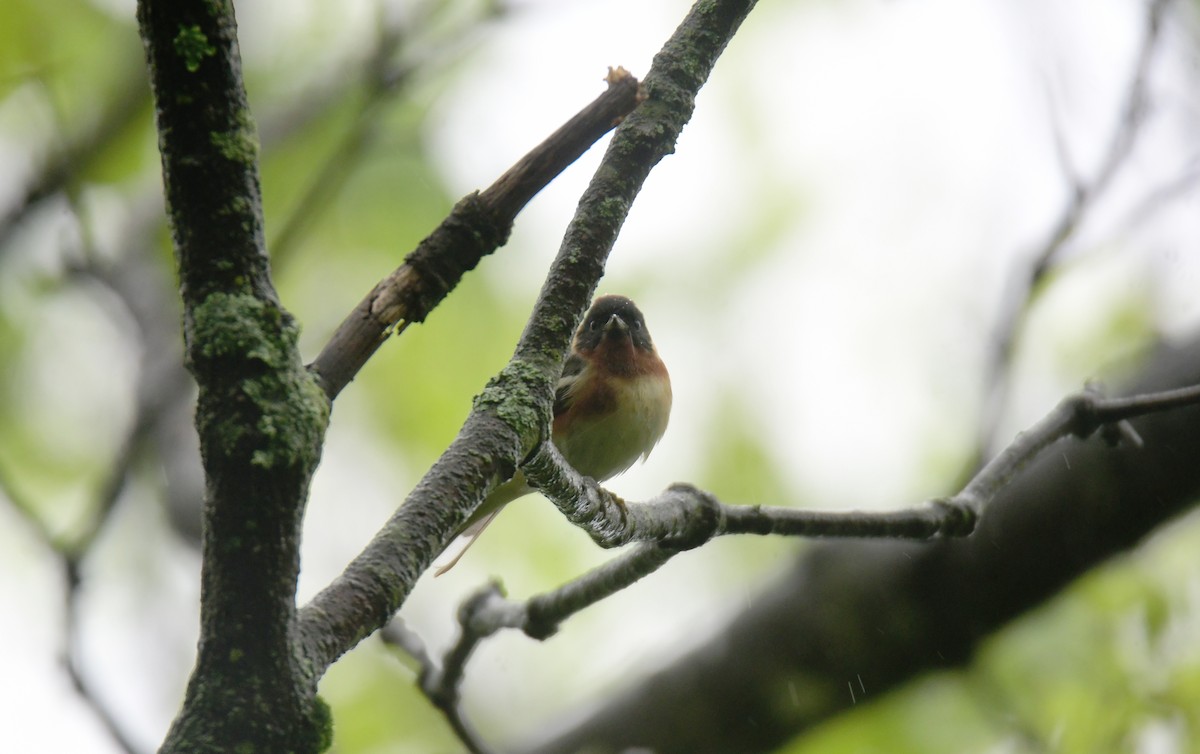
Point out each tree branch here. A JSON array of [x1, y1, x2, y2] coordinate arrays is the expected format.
[[982, 0, 1173, 449], [138, 0, 332, 750], [309, 68, 644, 400], [521, 332, 1200, 754], [382, 608, 495, 754], [387, 380, 1200, 739], [295, 0, 760, 682], [522, 445, 973, 550], [0, 59, 149, 255]]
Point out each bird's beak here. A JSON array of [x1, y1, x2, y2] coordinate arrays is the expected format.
[[604, 313, 629, 336]]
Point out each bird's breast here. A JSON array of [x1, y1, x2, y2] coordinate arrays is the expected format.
[[552, 372, 672, 483]]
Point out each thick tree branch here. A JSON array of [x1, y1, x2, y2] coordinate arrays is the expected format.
[[138, 0, 331, 751], [522, 332, 1200, 754], [295, 0, 759, 682], [386, 380, 1200, 737]]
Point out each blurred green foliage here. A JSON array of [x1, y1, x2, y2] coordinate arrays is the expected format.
[[321, 644, 464, 753], [782, 513, 1200, 754]]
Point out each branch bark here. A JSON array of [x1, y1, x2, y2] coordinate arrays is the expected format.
[[377, 380, 1200, 747], [309, 68, 644, 400], [295, 0, 760, 682], [522, 333, 1200, 754], [138, 1, 332, 751]]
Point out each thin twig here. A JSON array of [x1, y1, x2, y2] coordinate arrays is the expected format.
[[267, 14, 413, 269], [62, 558, 146, 754], [384, 547, 676, 752], [1, 455, 147, 754], [0, 63, 149, 254], [418, 380, 1200, 724], [1081, 381, 1200, 422], [983, 0, 1174, 449], [381, 604, 497, 754], [523, 545, 678, 638]]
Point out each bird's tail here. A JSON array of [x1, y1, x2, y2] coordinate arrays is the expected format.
[[433, 474, 530, 576]]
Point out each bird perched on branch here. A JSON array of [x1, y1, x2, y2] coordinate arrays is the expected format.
[[436, 294, 672, 575]]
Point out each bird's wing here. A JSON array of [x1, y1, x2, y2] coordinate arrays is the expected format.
[[553, 352, 586, 416]]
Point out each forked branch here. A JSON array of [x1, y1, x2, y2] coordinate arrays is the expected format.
[[393, 380, 1200, 748]]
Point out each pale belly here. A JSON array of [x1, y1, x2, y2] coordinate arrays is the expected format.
[[552, 374, 672, 482]]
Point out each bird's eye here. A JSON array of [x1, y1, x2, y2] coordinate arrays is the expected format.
[[588, 318, 600, 331], [632, 319, 643, 330]]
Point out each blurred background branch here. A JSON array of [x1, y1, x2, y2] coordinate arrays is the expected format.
[[980, 0, 1174, 455], [523, 332, 1200, 754]]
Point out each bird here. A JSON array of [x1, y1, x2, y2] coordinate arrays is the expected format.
[[435, 294, 672, 575]]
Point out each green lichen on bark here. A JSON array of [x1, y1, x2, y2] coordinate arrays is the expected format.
[[173, 24, 216, 72], [309, 695, 333, 752], [211, 106, 259, 165], [189, 292, 329, 471], [474, 359, 553, 452]]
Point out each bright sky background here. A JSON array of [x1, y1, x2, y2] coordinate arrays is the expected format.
[[3, 0, 1199, 751]]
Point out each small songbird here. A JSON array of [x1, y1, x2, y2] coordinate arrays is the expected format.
[[436, 294, 672, 575]]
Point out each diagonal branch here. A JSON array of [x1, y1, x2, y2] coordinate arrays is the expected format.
[[0, 59, 149, 255], [522, 332, 1200, 754], [309, 68, 644, 400], [982, 0, 1174, 448], [388, 380, 1200, 750], [295, 0, 760, 681]]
